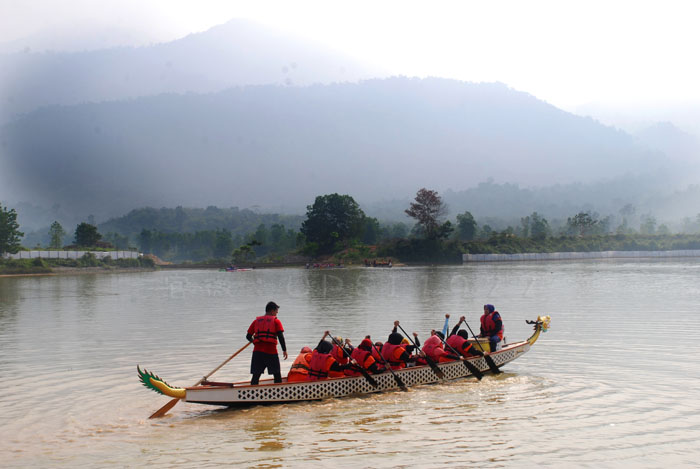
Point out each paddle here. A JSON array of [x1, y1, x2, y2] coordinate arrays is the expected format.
[[462, 320, 501, 375], [148, 341, 252, 419], [370, 340, 408, 391], [328, 334, 379, 388], [396, 323, 445, 379], [436, 331, 483, 380]]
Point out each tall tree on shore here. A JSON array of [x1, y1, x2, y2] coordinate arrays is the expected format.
[[405, 188, 448, 239], [0, 204, 24, 254], [48, 221, 66, 249], [301, 194, 366, 254], [456, 211, 478, 241], [74, 222, 102, 247]]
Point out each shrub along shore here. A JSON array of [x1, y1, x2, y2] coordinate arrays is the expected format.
[[0, 254, 156, 276]]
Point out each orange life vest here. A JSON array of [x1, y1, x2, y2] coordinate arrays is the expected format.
[[253, 315, 278, 344], [381, 343, 407, 369], [332, 345, 349, 365], [307, 351, 336, 381], [287, 352, 312, 382], [371, 346, 382, 363]]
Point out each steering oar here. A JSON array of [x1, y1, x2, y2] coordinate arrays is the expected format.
[[148, 341, 251, 419]]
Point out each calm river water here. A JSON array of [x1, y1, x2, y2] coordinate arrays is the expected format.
[[1, 262, 699, 467]]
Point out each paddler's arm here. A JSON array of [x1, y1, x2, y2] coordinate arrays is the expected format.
[[246, 332, 254, 342], [277, 331, 288, 359], [450, 316, 465, 337], [441, 314, 450, 337]]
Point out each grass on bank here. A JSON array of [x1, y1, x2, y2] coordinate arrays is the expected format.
[[0, 254, 156, 274]]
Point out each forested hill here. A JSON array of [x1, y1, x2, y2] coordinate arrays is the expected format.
[[1, 77, 668, 220], [98, 206, 304, 239]]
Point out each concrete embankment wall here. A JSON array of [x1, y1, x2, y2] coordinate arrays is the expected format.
[[463, 250, 700, 262], [3, 250, 140, 260]]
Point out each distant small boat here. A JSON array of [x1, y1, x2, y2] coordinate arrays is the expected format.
[[138, 316, 551, 409], [220, 266, 252, 272]]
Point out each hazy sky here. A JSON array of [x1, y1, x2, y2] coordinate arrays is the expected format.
[[1, 0, 699, 111]]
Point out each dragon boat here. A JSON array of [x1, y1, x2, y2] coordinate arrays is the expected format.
[[138, 316, 550, 409]]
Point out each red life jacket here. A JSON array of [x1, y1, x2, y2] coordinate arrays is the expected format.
[[422, 335, 444, 361], [345, 348, 376, 376], [381, 343, 407, 369], [481, 311, 504, 339], [307, 351, 335, 381], [253, 315, 278, 345], [446, 334, 473, 357]]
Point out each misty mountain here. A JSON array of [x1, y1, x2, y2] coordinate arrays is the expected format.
[[634, 122, 700, 166], [0, 18, 380, 123], [1, 77, 677, 225]]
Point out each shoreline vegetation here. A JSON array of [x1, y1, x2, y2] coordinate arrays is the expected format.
[[5, 233, 700, 276], [0, 255, 156, 276], [5, 192, 700, 275]]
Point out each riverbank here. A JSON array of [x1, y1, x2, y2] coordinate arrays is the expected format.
[[0, 256, 156, 277], [464, 249, 700, 262]]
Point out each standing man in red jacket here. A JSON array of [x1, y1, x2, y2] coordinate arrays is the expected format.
[[246, 301, 288, 385]]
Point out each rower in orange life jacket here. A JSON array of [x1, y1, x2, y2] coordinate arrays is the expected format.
[[329, 336, 350, 378], [479, 304, 504, 352], [307, 337, 349, 381], [446, 316, 484, 357], [422, 332, 460, 362], [287, 346, 313, 382], [345, 338, 384, 376], [382, 330, 418, 369]]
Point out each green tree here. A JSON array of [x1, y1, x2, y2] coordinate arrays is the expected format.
[[231, 244, 254, 264], [213, 229, 234, 258], [529, 212, 550, 240], [362, 217, 381, 244], [567, 212, 598, 236], [0, 204, 24, 254], [405, 188, 448, 239], [301, 194, 366, 253], [640, 215, 657, 235], [456, 211, 478, 240], [48, 221, 66, 249], [74, 222, 102, 247]]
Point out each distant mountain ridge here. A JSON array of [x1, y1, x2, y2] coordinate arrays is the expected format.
[[0, 18, 381, 123], [1, 77, 672, 221]]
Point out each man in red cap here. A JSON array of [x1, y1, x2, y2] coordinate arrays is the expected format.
[[246, 301, 288, 385]]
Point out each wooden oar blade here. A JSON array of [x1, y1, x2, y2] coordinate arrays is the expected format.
[[424, 356, 445, 379], [484, 354, 502, 374], [357, 367, 379, 388], [462, 359, 483, 380], [149, 397, 180, 419]]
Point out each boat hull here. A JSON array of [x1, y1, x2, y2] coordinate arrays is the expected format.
[[184, 340, 531, 407]]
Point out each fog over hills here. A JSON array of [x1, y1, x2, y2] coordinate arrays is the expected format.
[[2, 17, 699, 236], [2, 76, 682, 227], [0, 19, 380, 123]]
